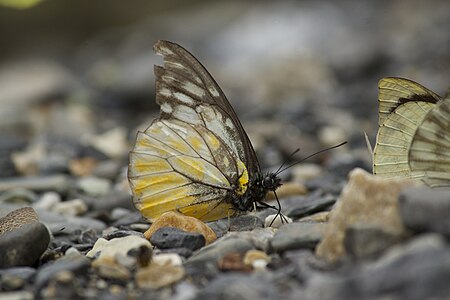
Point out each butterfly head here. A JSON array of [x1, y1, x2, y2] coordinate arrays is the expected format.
[[261, 172, 282, 192]]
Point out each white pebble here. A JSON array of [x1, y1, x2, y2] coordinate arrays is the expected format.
[[33, 191, 61, 210], [52, 198, 88, 216], [265, 214, 292, 228]]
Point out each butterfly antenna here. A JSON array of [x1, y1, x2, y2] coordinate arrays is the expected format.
[[276, 141, 347, 175], [274, 148, 301, 174]]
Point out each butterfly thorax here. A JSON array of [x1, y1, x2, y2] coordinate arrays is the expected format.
[[231, 172, 281, 212]]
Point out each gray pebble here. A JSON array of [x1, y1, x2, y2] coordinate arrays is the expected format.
[[150, 227, 205, 251], [0, 175, 71, 194], [270, 222, 326, 253], [0, 222, 50, 268], [399, 187, 450, 237], [344, 223, 405, 260]]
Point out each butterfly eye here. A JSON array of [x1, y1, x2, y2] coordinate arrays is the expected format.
[[263, 177, 273, 188]]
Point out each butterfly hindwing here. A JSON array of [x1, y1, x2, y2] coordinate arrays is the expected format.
[[409, 96, 450, 187]]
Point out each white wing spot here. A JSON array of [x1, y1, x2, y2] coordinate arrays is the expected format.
[[208, 86, 220, 97], [183, 82, 205, 98], [174, 92, 195, 105], [225, 118, 234, 129], [159, 88, 172, 98], [160, 102, 173, 114], [158, 46, 173, 55]]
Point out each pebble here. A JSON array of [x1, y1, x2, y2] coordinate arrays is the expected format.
[[264, 213, 292, 228], [135, 263, 185, 289], [0, 175, 71, 194], [270, 222, 326, 253], [92, 257, 131, 281], [0, 222, 50, 268], [316, 168, 418, 263], [68, 157, 98, 177], [218, 252, 252, 272], [144, 211, 217, 245], [0, 188, 38, 205], [399, 187, 450, 237], [51, 198, 88, 216], [150, 227, 205, 251], [87, 127, 129, 159], [152, 253, 183, 267], [291, 163, 323, 182], [33, 191, 61, 210], [34, 253, 90, 291], [344, 223, 405, 260], [76, 176, 112, 197], [0, 207, 39, 234], [266, 182, 308, 200], [229, 214, 264, 231], [243, 249, 271, 271], [86, 235, 151, 262], [284, 191, 336, 219]]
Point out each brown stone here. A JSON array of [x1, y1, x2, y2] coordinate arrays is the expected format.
[[218, 252, 252, 272], [144, 211, 217, 244], [266, 181, 307, 201], [135, 262, 185, 289], [68, 157, 98, 176], [0, 207, 39, 235], [316, 168, 417, 263]]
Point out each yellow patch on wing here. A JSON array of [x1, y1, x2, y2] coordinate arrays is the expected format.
[[236, 160, 248, 195], [129, 172, 191, 197], [178, 200, 234, 222]]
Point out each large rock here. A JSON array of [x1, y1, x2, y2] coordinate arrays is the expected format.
[[316, 168, 417, 263]]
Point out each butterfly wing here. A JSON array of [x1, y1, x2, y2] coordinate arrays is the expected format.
[[378, 77, 441, 125], [409, 96, 450, 187], [153, 40, 260, 175], [373, 78, 442, 179], [128, 40, 255, 221]]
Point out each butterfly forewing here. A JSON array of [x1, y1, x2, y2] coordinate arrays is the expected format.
[[373, 101, 434, 179], [153, 40, 260, 174], [378, 77, 441, 126], [128, 40, 257, 221]]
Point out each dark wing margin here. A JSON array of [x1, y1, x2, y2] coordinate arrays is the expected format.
[[153, 40, 260, 175], [378, 77, 441, 126]]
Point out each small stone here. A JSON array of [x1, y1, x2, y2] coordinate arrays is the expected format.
[[266, 181, 307, 200], [286, 192, 336, 219], [152, 253, 183, 267], [0, 175, 71, 194], [51, 199, 88, 216], [150, 227, 205, 251], [144, 211, 217, 245], [76, 176, 111, 196], [197, 274, 278, 299], [316, 168, 417, 263], [35, 253, 90, 291], [92, 256, 131, 281], [270, 222, 326, 253], [86, 235, 151, 261], [344, 222, 405, 260], [135, 263, 185, 289], [78, 229, 99, 244], [264, 213, 292, 228], [92, 160, 121, 180], [218, 252, 251, 272], [291, 163, 323, 182], [229, 214, 264, 231], [243, 249, 270, 270], [87, 127, 129, 159], [399, 187, 450, 237], [68, 157, 98, 177], [186, 237, 254, 266], [298, 211, 330, 222], [0, 188, 38, 205], [33, 191, 61, 210]]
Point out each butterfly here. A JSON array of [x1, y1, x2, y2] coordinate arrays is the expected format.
[[127, 40, 284, 222], [373, 77, 450, 187]]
